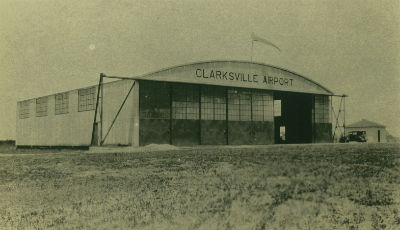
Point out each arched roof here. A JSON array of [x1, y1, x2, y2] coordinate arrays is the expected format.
[[117, 60, 334, 95]]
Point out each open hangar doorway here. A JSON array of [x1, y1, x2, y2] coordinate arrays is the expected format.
[[274, 91, 313, 144]]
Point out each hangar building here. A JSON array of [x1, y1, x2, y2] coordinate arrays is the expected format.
[[16, 61, 334, 148]]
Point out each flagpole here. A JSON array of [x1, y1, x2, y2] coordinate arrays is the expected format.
[[251, 40, 254, 63]]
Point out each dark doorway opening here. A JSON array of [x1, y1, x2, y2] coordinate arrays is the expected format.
[[378, 130, 381, 143], [274, 92, 313, 144]]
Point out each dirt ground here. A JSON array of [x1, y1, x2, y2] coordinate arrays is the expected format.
[[0, 143, 399, 229]]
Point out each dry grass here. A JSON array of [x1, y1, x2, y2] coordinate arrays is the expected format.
[[0, 143, 399, 229]]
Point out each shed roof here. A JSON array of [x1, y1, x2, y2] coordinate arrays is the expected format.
[[347, 119, 386, 128]]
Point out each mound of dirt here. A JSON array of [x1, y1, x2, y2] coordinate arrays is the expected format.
[[142, 144, 179, 151], [88, 144, 179, 153]]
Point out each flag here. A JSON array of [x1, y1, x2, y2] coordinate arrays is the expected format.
[[251, 32, 281, 52]]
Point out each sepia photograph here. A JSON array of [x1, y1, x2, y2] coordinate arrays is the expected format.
[[0, 0, 399, 229]]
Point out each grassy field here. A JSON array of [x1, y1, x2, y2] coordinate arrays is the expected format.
[[0, 143, 399, 229]]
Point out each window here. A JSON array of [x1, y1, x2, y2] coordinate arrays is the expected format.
[[239, 93, 251, 121], [228, 90, 240, 121], [140, 81, 170, 119], [172, 84, 199, 120], [78, 87, 96, 112], [252, 91, 273, 121], [55, 92, 69, 115], [19, 100, 31, 119], [228, 89, 273, 121], [36, 97, 48, 117], [314, 95, 330, 123], [228, 89, 252, 121], [201, 86, 226, 120]]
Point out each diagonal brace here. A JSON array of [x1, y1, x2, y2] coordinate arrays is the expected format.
[[101, 81, 136, 145]]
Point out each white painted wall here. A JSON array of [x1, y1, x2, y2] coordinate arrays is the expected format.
[[16, 80, 139, 147], [101, 80, 138, 146]]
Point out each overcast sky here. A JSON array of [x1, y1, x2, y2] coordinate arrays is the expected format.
[[0, 0, 399, 140]]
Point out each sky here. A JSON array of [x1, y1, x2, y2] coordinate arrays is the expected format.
[[0, 0, 399, 140]]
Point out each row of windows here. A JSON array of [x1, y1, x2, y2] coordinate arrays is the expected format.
[[18, 87, 97, 119], [139, 82, 274, 121], [19, 85, 330, 123]]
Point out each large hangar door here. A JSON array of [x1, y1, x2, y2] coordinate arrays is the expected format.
[[200, 86, 227, 145], [275, 92, 313, 144], [171, 84, 200, 146], [227, 89, 274, 145], [139, 81, 171, 146]]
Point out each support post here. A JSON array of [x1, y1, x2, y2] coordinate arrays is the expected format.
[[169, 84, 173, 145], [330, 95, 333, 142], [90, 73, 103, 146], [225, 87, 229, 145], [250, 40, 254, 63], [198, 85, 202, 145], [100, 75, 104, 145], [312, 95, 315, 143], [343, 95, 346, 136]]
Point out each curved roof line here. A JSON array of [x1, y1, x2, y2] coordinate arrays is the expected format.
[[128, 60, 334, 95]]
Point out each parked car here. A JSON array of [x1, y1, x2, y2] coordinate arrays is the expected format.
[[340, 131, 367, 143]]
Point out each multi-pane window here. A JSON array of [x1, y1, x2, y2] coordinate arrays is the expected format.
[[252, 91, 273, 121], [228, 91, 240, 121], [36, 97, 48, 117], [140, 81, 170, 119], [172, 84, 199, 120], [201, 86, 226, 120], [78, 87, 96, 112], [228, 89, 251, 121], [55, 92, 69, 115], [19, 100, 31, 119], [314, 95, 330, 123], [228, 89, 272, 121]]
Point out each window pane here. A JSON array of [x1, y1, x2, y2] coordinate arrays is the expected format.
[[228, 90, 240, 121], [314, 95, 330, 123], [19, 100, 31, 119], [36, 97, 48, 117], [201, 86, 226, 121], [239, 93, 251, 121], [55, 92, 69, 115], [78, 87, 96, 112], [172, 84, 199, 120], [140, 81, 171, 119]]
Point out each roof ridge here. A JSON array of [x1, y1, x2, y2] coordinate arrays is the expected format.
[[347, 119, 385, 128]]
